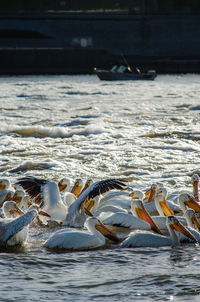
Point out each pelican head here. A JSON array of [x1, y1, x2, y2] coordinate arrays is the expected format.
[[129, 190, 144, 200], [179, 193, 200, 213], [3, 191, 14, 203], [71, 178, 83, 197], [85, 217, 120, 243], [79, 179, 93, 197], [155, 188, 174, 216], [3, 201, 24, 218], [167, 216, 198, 244], [0, 179, 10, 190], [28, 204, 51, 218], [144, 183, 158, 202], [185, 209, 200, 231], [131, 199, 162, 234], [13, 190, 26, 204], [58, 178, 70, 192]]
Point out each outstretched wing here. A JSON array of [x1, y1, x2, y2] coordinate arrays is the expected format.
[[15, 176, 48, 205], [67, 178, 129, 222], [86, 178, 128, 201]]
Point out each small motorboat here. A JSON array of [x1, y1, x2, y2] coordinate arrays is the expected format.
[[94, 65, 157, 81]]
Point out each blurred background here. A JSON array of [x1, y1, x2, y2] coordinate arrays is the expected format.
[[0, 0, 200, 74]]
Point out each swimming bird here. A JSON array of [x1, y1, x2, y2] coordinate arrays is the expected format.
[[178, 193, 200, 213], [15, 176, 69, 221], [102, 199, 162, 235], [0, 190, 14, 207], [143, 187, 181, 216], [63, 178, 128, 227], [16, 177, 128, 227], [121, 216, 198, 248], [0, 202, 39, 247], [43, 216, 120, 250]]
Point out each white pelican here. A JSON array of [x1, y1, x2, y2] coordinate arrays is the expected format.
[[63, 179, 93, 208], [143, 187, 181, 216], [0, 202, 38, 247], [121, 216, 198, 248], [185, 209, 200, 231], [178, 193, 200, 213], [143, 183, 158, 203], [102, 199, 162, 234], [16, 177, 128, 227], [43, 216, 120, 250], [0, 190, 14, 207], [57, 178, 71, 193], [192, 174, 199, 201], [16, 176, 69, 221], [175, 209, 200, 244], [63, 178, 128, 227], [142, 189, 185, 235], [0, 178, 12, 191]]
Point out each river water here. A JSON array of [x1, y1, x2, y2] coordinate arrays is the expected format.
[[0, 74, 200, 301]]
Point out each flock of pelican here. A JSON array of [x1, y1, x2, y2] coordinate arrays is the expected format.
[[0, 173, 199, 251]]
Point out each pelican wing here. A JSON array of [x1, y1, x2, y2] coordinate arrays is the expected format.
[[0, 210, 37, 246], [16, 176, 62, 207], [16, 176, 47, 204], [102, 212, 151, 230], [44, 230, 100, 250], [67, 178, 128, 222], [121, 232, 172, 248]]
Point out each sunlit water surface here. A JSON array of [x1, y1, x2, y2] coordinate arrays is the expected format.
[[0, 74, 200, 301]]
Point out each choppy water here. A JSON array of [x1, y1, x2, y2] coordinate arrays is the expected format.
[[0, 74, 200, 301]]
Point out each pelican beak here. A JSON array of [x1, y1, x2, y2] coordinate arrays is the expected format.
[[58, 182, 68, 192], [78, 180, 92, 197], [38, 210, 51, 218], [13, 192, 22, 204], [71, 180, 82, 197], [185, 196, 200, 212], [144, 188, 156, 203], [192, 180, 199, 201], [0, 182, 6, 190], [4, 192, 13, 202], [191, 214, 200, 231], [129, 192, 138, 199], [159, 197, 174, 216], [170, 220, 198, 244], [84, 199, 95, 211], [84, 207, 93, 217], [10, 205, 24, 217], [95, 221, 120, 243], [143, 188, 151, 201], [135, 205, 162, 235]]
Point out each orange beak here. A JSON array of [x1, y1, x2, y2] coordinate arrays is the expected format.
[[159, 198, 174, 216], [135, 205, 162, 235], [38, 210, 51, 218], [191, 214, 200, 231], [71, 180, 82, 197], [13, 192, 22, 204], [171, 220, 198, 244], [95, 220, 120, 243], [10, 205, 24, 217], [185, 197, 200, 213], [144, 188, 156, 203], [78, 180, 92, 197], [193, 181, 199, 201], [58, 182, 68, 192]]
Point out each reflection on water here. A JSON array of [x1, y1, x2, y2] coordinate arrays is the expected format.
[[0, 74, 200, 301]]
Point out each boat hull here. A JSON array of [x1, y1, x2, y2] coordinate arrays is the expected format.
[[94, 69, 156, 81]]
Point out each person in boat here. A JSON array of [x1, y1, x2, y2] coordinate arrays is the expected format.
[[110, 64, 141, 74]]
